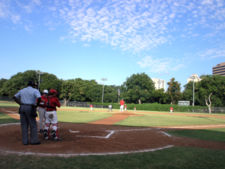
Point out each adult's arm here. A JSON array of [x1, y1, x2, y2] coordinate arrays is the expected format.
[[13, 96, 21, 105]]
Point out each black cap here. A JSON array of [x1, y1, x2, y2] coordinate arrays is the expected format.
[[27, 81, 35, 87]]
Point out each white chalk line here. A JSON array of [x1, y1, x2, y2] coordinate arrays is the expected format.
[[159, 131, 172, 137], [5, 110, 18, 114], [77, 130, 115, 139], [68, 129, 80, 133], [0, 145, 174, 157], [69, 128, 171, 139], [0, 123, 20, 127]]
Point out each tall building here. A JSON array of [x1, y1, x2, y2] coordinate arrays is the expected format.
[[187, 74, 201, 83], [213, 62, 225, 76], [152, 78, 165, 90]]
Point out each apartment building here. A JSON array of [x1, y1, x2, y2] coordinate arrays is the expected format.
[[213, 62, 225, 76], [152, 78, 165, 90]]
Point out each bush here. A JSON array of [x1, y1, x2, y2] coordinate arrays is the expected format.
[[92, 102, 208, 113]]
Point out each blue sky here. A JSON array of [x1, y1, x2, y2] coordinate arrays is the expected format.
[[0, 0, 225, 89]]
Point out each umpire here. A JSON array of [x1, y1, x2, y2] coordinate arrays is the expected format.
[[13, 81, 41, 145]]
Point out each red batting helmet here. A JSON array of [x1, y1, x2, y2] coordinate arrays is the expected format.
[[49, 89, 57, 94]]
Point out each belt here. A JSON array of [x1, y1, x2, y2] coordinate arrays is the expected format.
[[20, 103, 36, 106]]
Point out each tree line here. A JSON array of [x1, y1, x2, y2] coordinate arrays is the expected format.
[[0, 70, 224, 107]]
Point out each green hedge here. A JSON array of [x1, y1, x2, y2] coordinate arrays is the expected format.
[[92, 102, 207, 113]]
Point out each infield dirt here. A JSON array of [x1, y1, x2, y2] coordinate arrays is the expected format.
[[0, 107, 225, 157]]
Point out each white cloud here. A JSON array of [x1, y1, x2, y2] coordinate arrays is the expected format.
[[137, 56, 185, 74], [32, 0, 41, 6], [11, 15, 20, 24], [56, 0, 225, 53], [200, 48, 225, 59], [0, 1, 9, 18], [1, 0, 225, 54]]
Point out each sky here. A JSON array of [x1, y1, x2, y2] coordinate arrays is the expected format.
[[0, 0, 225, 89]]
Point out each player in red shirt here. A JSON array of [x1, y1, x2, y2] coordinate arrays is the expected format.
[[120, 99, 125, 112], [43, 89, 61, 141]]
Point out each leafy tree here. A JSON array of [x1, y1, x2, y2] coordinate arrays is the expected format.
[[38, 73, 62, 94], [84, 80, 102, 102], [60, 78, 102, 103], [122, 73, 155, 103], [0, 78, 8, 96], [0, 70, 38, 98], [152, 89, 169, 104], [196, 75, 225, 107], [0, 70, 61, 98], [167, 78, 181, 104], [60, 80, 75, 105], [103, 85, 119, 103]]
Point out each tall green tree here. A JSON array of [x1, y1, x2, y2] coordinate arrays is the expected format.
[[38, 73, 62, 93], [167, 78, 181, 104], [60, 78, 102, 103], [152, 89, 169, 104], [60, 80, 75, 105], [196, 75, 225, 107], [103, 85, 119, 103], [0, 70, 61, 98], [122, 73, 155, 103], [0, 78, 8, 96], [0, 70, 38, 98]]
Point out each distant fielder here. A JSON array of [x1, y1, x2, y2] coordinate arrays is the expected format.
[[120, 99, 125, 112]]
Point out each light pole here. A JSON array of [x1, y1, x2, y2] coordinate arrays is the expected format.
[[190, 75, 197, 107], [101, 78, 107, 104], [192, 80, 195, 106], [36, 70, 43, 90]]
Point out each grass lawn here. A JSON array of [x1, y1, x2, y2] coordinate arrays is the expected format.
[[57, 110, 112, 123], [0, 147, 225, 169], [168, 128, 225, 142], [116, 113, 225, 127], [0, 101, 18, 107], [0, 112, 19, 124]]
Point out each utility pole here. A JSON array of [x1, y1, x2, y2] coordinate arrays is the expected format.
[[192, 80, 195, 106], [101, 78, 107, 104], [36, 70, 43, 90]]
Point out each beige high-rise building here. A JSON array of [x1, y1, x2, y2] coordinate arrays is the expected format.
[[213, 62, 225, 76], [152, 78, 165, 90], [187, 74, 201, 83]]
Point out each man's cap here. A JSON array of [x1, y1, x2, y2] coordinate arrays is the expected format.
[[43, 89, 48, 94], [27, 81, 35, 87]]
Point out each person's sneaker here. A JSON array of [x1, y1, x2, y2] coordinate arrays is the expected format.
[[43, 129, 49, 140], [53, 137, 62, 141]]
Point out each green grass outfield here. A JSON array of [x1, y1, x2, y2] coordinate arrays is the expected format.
[[1, 104, 225, 169]]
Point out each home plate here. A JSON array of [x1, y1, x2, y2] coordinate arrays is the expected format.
[[68, 129, 80, 133]]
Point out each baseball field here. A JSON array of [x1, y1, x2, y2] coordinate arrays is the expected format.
[[0, 101, 225, 169]]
